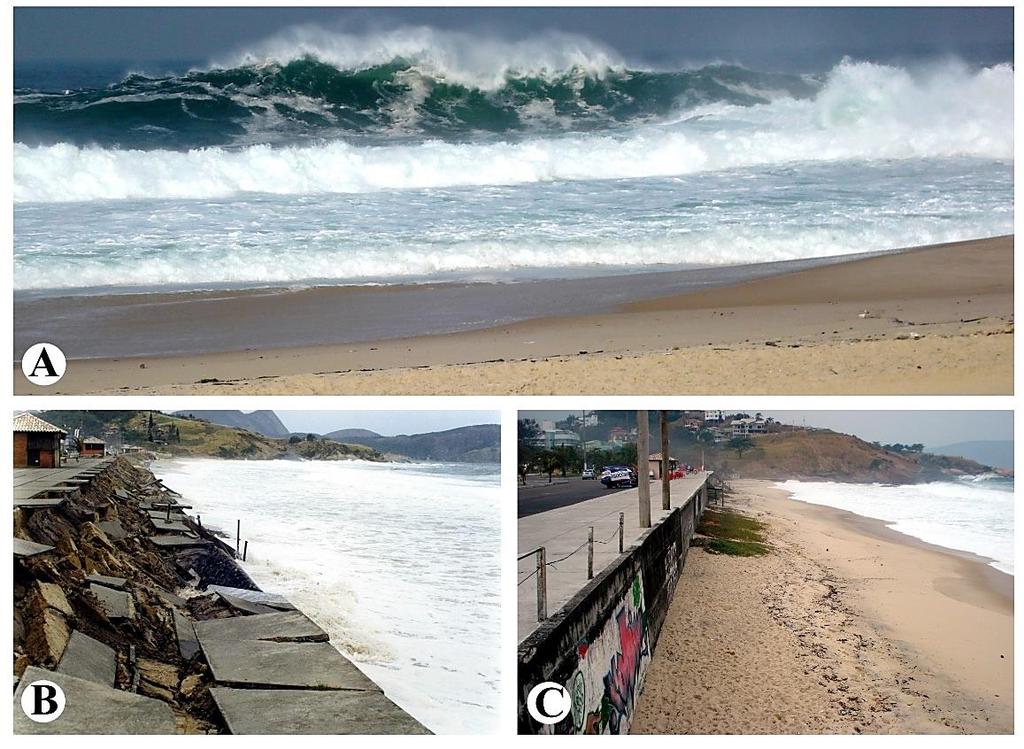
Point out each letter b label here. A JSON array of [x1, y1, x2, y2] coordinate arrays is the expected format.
[[21, 680, 66, 723]]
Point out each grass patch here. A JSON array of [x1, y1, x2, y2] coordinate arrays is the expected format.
[[698, 508, 770, 556], [698, 509, 766, 543], [705, 538, 770, 557]]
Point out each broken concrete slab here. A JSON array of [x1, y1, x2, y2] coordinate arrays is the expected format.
[[207, 585, 295, 611], [14, 538, 55, 558], [150, 518, 195, 534], [13, 497, 67, 509], [95, 520, 127, 540], [210, 688, 431, 735], [57, 631, 116, 687], [14, 666, 176, 734], [216, 591, 280, 616], [148, 536, 210, 549], [86, 573, 128, 590], [174, 611, 200, 661], [145, 585, 187, 608], [201, 639, 379, 692], [89, 584, 133, 620], [194, 610, 327, 644], [146, 509, 186, 520]]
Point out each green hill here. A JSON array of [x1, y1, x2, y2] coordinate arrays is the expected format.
[[673, 429, 994, 483]]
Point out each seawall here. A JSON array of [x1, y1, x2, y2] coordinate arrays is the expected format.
[[517, 477, 710, 734]]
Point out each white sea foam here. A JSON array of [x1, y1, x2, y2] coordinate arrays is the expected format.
[[151, 458, 501, 734], [14, 60, 1012, 203], [777, 478, 1014, 575], [213, 25, 626, 90]]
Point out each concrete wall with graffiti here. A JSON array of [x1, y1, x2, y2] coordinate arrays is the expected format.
[[517, 488, 705, 734]]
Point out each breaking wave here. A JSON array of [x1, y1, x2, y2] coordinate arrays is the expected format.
[[13, 59, 1013, 203]]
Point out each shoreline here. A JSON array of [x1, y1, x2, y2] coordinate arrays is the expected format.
[[632, 479, 1013, 734], [776, 481, 1014, 578], [14, 246, 899, 362], [14, 235, 1013, 394]]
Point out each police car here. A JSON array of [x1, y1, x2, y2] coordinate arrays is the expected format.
[[600, 465, 638, 489]]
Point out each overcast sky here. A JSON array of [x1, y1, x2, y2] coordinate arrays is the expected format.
[[274, 410, 498, 436], [14, 6, 1012, 70], [520, 410, 1012, 448]]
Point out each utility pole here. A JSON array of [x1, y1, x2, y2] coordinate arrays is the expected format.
[[637, 410, 651, 528], [580, 410, 587, 472], [660, 410, 671, 510]]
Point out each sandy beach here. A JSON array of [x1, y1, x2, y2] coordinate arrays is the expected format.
[[631, 480, 1013, 734], [14, 236, 1012, 394]]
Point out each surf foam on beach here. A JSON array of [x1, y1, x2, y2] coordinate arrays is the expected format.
[[151, 457, 501, 734], [777, 476, 1014, 574]]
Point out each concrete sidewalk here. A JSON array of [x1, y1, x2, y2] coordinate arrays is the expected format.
[[517, 472, 709, 641]]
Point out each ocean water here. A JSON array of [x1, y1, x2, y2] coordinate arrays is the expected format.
[[777, 476, 1014, 575], [151, 458, 501, 734], [13, 31, 1013, 294]]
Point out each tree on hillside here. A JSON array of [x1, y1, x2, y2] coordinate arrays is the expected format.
[[288, 435, 302, 444], [697, 428, 716, 445], [728, 436, 755, 458], [306, 433, 317, 442]]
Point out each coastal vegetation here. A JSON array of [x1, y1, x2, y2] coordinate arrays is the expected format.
[[697, 509, 770, 557]]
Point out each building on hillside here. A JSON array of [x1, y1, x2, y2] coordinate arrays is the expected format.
[[704, 410, 724, 423], [608, 426, 637, 445], [13, 412, 66, 468], [648, 452, 678, 480], [731, 417, 768, 437], [80, 436, 106, 458], [533, 429, 582, 449]]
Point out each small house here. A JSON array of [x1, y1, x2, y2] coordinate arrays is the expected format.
[[81, 436, 106, 458], [13, 412, 66, 468], [648, 452, 678, 480]]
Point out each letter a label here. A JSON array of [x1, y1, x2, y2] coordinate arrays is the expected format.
[[21, 343, 67, 386]]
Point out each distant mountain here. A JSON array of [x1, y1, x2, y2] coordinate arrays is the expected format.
[[173, 410, 290, 438], [324, 428, 383, 440], [324, 424, 500, 463], [929, 440, 1013, 470]]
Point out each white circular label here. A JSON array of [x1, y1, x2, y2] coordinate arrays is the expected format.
[[526, 681, 571, 725], [21, 343, 67, 386], [21, 679, 66, 723]]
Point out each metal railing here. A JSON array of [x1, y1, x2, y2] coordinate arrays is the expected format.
[[518, 512, 626, 623]]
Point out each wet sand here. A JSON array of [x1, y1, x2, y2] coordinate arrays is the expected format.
[[14, 236, 1012, 394], [632, 481, 1013, 734]]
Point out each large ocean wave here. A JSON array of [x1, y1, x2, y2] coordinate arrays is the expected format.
[[13, 59, 1013, 203]]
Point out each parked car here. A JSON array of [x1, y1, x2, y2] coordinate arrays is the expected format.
[[581, 467, 596, 480], [600, 465, 638, 489]]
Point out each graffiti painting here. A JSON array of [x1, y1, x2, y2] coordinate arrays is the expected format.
[[565, 573, 652, 734]]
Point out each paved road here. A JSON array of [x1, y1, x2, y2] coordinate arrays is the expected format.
[[518, 477, 630, 517]]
